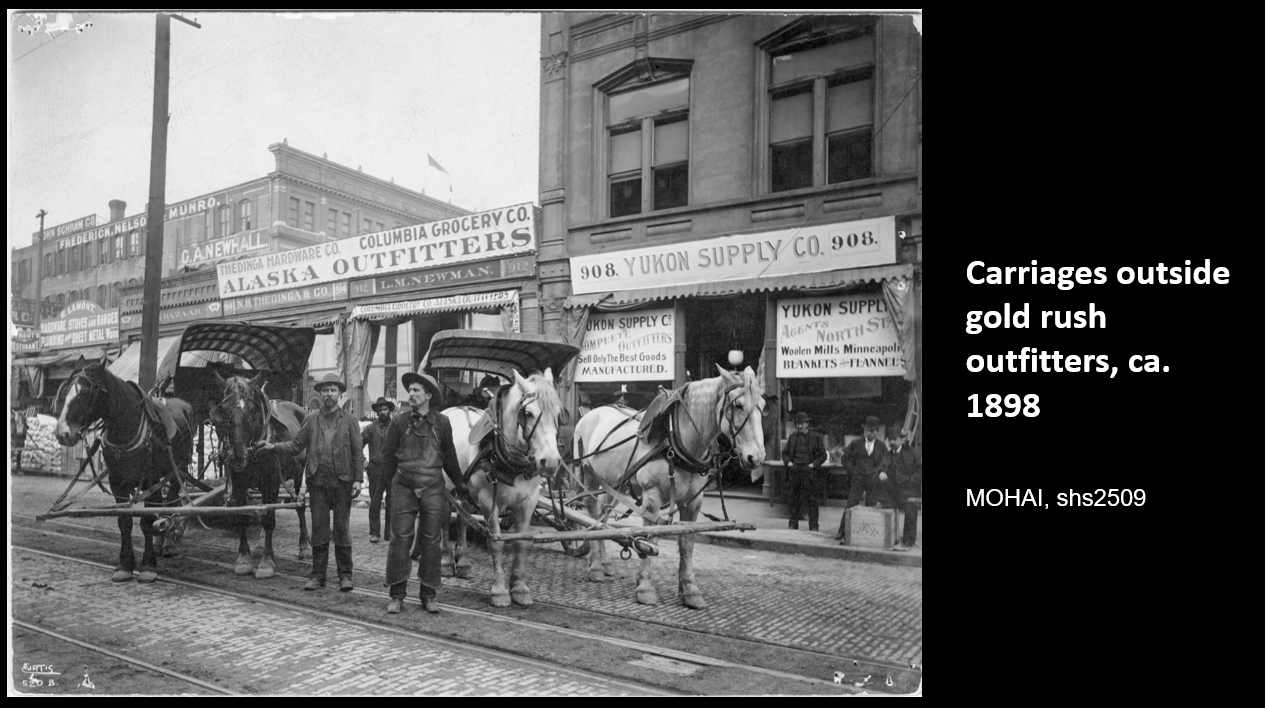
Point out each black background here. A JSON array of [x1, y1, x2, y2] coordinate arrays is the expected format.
[[939, 13, 1245, 689]]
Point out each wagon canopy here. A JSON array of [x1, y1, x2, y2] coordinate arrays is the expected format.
[[159, 321, 316, 380], [421, 329, 579, 379]]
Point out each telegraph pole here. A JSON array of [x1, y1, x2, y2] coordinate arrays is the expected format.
[[34, 209, 47, 331], [137, 12, 200, 393]]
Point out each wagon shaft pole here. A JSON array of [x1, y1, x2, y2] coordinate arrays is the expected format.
[[493, 520, 754, 543], [36, 502, 302, 521]]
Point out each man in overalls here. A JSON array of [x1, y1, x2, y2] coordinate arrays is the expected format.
[[382, 372, 465, 615]]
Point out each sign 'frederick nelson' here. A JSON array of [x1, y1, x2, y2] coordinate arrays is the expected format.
[[216, 203, 537, 298]]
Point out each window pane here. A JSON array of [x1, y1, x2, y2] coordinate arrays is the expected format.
[[610, 78, 689, 124], [288, 197, 300, 227], [828, 129, 873, 184], [341, 212, 351, 237], [309, 333, 338, 371], [303, 202, 315, 231], [653, 163, 688, 211], [328, 208, 338, 235], [610, 176, 642, 217], [772, 34, 874, 84], [770, 89, 813, 143], [771, 139, 813, 192], [469, 312, 504, 332], [365, 367, 385, 407], [609, 126, 641, 175], [653, 117, 688, 165], [826, 76, 873, 133], [239, 200, 253, 231]]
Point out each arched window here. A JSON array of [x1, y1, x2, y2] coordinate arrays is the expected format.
[[82, 243, 93, 269], [109, 282, 121, 308], [56, 293, 65, 307], [44, 252, 53, 277], [98, 285, 109, 307], [238, 199, 253, 231], [98, 238, 109, 264], [56, 249, 66, 275]]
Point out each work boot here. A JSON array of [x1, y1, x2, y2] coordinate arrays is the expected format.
[[809, 524, 819, 532], [334, 545, 354, 591], [387, 598, 404, 614], [788, 520, 799, 530], [421, 596, 439, 614], [307, 543, 330, 590]]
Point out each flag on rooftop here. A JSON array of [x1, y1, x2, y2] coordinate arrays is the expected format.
[[427, 154, 449, 174]]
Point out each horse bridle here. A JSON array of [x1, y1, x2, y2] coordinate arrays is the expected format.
[[60, 367, 153, 453], [213, 383, 270, 470]]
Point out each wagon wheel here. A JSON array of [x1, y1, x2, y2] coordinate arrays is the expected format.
[[536, 471, 592, 558]]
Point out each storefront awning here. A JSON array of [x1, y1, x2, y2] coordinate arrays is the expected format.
[[16, 346, 112, 369], [109, 336, 181, 384], [587, 263, 913, 308]]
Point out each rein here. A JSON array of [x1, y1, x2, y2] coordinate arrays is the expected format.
[[214, 384, 272, 471]]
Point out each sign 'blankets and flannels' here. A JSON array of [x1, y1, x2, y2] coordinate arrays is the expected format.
[[38, 301, 119, 349], [216, 203, 538, 298], [775, 293, 903, 378]]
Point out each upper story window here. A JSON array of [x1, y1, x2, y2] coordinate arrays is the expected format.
[[99, 239, 109, 265], [759, 18, 876, 193], [341, 212, 351, 237], [130, 230, 142, 257], [56, 249, 66, 275], [68, 246, 80, 272], [238, 199, 253, 232], [596, 58, 693, 219], [217, 204, 232, 237], [44, 253, 53, 278], [327, 207, 338, 236], [303, 201, 316, 231], [114, 235, 124, 261], [288, 197, 301, 228]]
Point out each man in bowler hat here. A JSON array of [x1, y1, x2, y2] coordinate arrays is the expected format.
[[382, 371, 466, 615], [781, 411, 827, 531], [884, 426, 922, 551], [259, 373, 363, 591], [835, 415, 888, 543], [362, 397, 396, 544]]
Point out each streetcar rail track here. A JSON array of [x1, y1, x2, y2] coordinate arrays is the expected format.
[[13, 544, 681, 696], [12, 618, 244, 695], [24, 515, 921, 678]]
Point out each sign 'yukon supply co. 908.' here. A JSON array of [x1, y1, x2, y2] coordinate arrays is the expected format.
[[776, 294, 902, 378], [569, 215, 895, 295], [38, 301, 119, 349], [217, 203, 537, 298], [574, 309, 675, 382]]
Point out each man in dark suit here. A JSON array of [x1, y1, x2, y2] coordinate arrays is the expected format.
[[781, 411, 827, 531], [835, 415, 888, 542], [361, 396, 396, 544], [883, 425, 922, 551], [382, 372, 466, 615]]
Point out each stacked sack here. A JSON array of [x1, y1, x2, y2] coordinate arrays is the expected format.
[[20, 415, 63, 474]]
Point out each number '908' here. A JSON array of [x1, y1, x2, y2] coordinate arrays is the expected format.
[[968, 394, 1040, 417], [578, 264, 617, 280]]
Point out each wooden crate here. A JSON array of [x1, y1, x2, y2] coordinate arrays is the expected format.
[[843, 506, 896, 549]]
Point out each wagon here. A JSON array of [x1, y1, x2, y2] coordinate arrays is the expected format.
[[423, 329, 753, 559], [39, 322, 316, 530]]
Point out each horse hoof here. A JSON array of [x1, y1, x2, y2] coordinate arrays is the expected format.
[[161, 546, 178, 558], [138, 570, 158, 584], [111, 570, 134, 583], [636, 589, 659, 606], [441, 562, 455, 577], [511, 592, 534, 607], [455, 564, 472, 580], [254, 565, 276, 580], [587, 569, 607, 583], [682, 594, 708, 610], [234, 561, 254, 576], [490, 593, 512, 608]]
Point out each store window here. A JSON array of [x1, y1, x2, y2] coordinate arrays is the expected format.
[[605, 75, 690, 217], [761, 18, 875, 192], [303, 332, 340, 413], [238, 199, 253, 231], [363, 321, 414, 412]]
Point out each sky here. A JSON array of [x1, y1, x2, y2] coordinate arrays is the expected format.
[[7, 11, 543, 251]]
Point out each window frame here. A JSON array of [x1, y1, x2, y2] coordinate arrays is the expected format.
[[238, 199, 253, 232], [756, 18, 879, 194]]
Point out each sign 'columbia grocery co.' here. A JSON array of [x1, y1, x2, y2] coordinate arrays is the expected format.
[[216, 203, 537, 298], [569, 215, 896, 295]]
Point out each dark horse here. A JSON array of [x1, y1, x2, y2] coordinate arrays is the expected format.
[[209, 370, 310, 578], [54, 356, 194, 583]]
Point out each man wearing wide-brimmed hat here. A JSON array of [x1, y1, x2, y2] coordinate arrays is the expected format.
[[835, 415, 889, 543], [781, 410, 827, 531], [259, 372, 364, 591], [382, 371, 466, 615], [361, 397, 397, 544]]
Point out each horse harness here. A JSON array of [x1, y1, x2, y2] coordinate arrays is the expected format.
[[212, 382, 274, 471], [462, 385, 545, 488]]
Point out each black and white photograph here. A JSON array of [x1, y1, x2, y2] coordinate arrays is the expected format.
[[8, 11, 924, 696]]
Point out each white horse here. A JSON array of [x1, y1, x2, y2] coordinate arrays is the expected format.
[[573, 361, 768, 609], [441, 369, 565, 607]]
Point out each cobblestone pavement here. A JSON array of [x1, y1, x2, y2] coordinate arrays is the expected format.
[[10, 550, 647, 696], [12, 476, 922, 668]]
